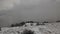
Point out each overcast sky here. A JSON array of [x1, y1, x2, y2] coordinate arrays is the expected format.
[[0, 0, 57, 27]]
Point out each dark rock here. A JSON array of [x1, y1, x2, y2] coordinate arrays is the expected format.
[[30, 23, 33, 26], [19, 22, 26, 26], [10, 24, 15, 27], [43, 21, 48, 23], [21, 29, 35, 34], [10, 22, 26, 27], [56, 20, 60, 22], [0, 27, 1, 31], [25, 21, 34, 23]]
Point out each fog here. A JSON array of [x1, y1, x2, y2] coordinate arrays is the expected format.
[[56, 0, 60, 20], [0, 0, 57, 27]]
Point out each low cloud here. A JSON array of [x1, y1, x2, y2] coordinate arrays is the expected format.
[[0, 0, 20, 11]]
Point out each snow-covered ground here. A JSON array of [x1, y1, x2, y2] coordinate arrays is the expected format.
[[0, 22, 60, 34]]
